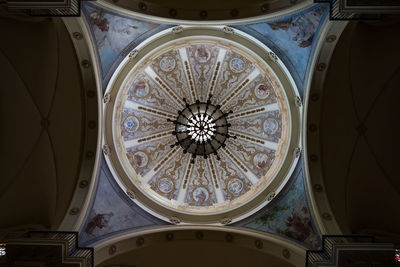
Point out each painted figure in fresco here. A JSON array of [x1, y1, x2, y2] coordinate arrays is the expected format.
[[134, 153, 145, 167], [134, 80, 147, 96], [282, 206, 320, 248], [89, 10, 109, 32], [85, 212, 114, 235], [196, 190, 207, 202], [196, 46, 210, 62], [193, 188, 208, 203], [88, 9, 139, 53], [267, 6, 325, 48]]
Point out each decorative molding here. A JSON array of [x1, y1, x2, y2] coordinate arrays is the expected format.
[[126, 190, 136, 199], [266, 191, 276, 201], [220, 218, 232, 225], [282, 248, 291, 259], [6, 0, 83, 17], [295, 96, 302, 107], [294, 147, 302, 158], [69, 207, 80, 215], [268, 51, 279, 63], [171, 26, 184, 34], [128, 49, 139, 59], [2, 231, 93, 266], [306, 235, 395, 267], [169, 216, 181, 224], [223, 26, 235, 35], [102, 144, 111, 156], [313, 0, 400, 21], [109, 244, 117, 255], [103, 93, 111, 104]]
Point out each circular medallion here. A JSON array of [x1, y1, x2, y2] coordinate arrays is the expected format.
[[133, 151, 148, 167], [253, 153, 270, 169], [255, 83, 271, 99], [228, 178, 244, 194], [263, 118, 279, 135], [160, 56, 176, 72], [123, 116, 139, 132], [193, 187, 209, 202], [229, 58, 245, 73], [158, 178, 173, 193], [195, 46, 211, 63], [131, 80, 149, 97]]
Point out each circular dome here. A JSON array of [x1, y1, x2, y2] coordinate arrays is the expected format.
[[104, 27, 301, 223]]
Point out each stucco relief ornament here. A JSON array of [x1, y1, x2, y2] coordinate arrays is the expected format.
[[294, 147, 301, 158], [128, 49, 139, 59], [103, 92, 111, 104], [220, 217, 232, 225], [171, 26, 184, 34], [268, 51, 278, 63], [295, 96, 302, 107], [169, 216, 181, 224], [267, 191, 276, 201], [126, 190, 136, 199], [103, 144, 111, 156], [223, 26, 234, 35]]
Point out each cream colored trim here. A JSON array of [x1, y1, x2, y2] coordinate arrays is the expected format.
[[102, 26, 301, 224], [302, 20, 349, 235], [93, 0, 314, 26], [94, 225, 306, 267], [58, 17, 103, 231]]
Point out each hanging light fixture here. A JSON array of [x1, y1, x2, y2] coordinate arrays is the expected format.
[[168, 95, 236, 162]]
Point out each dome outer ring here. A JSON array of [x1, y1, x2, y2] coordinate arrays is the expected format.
[[103, 26, 302, 224]]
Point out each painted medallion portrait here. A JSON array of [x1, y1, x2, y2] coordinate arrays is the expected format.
[[158, 178, 173, 193], [133, 151, 148, 168], [253, 153, 270, 169], [255, 83, 271, 99], [160, 56, 176, 72], [195, 45, 211, 63], [131, 80, 149, 97], [193, 187, 209, 203]]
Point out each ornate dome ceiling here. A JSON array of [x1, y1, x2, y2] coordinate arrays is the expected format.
[[104, 27, 301, 223]]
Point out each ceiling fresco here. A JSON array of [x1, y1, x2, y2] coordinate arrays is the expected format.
[[233, 158, 321, 250], [234, 4, 329, 96], [79, 1, 330, 249], [79, 156, 167, 246], [114, 38, 290, 213], [83, 2, 171, 87]]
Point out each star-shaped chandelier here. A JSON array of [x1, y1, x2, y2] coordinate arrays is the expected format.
[[168, 96, 236, 162]]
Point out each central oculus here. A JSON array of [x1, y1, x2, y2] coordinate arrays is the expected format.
[[169, 98, 235, 161]]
